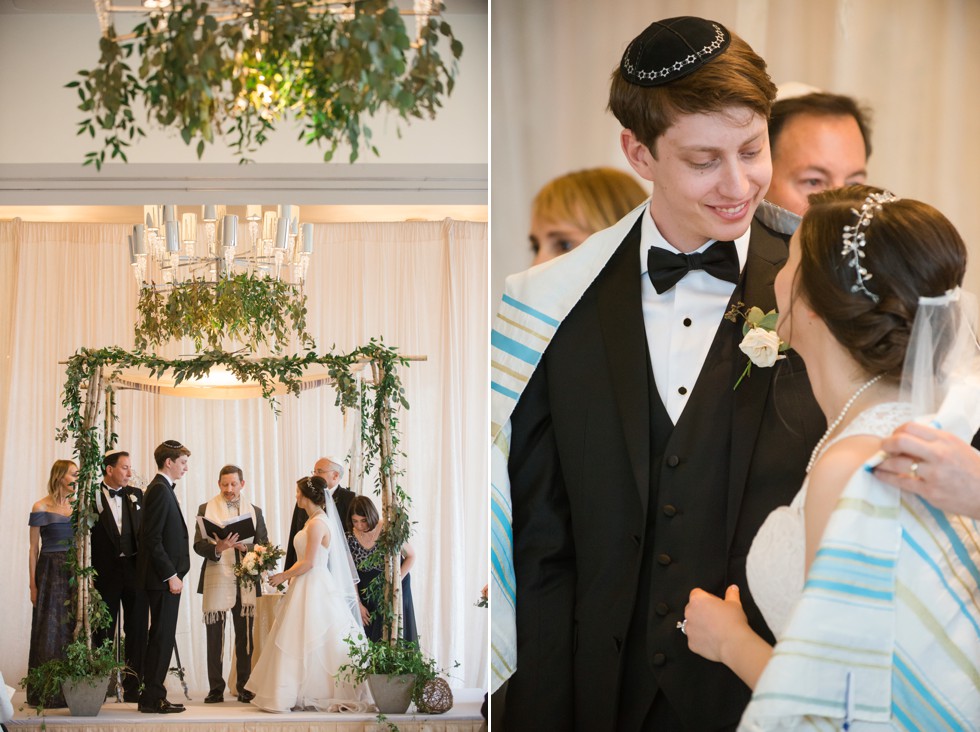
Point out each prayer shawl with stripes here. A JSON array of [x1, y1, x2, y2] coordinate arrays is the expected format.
[[741, 397, 980, 729], [489, 203, 647, 692]]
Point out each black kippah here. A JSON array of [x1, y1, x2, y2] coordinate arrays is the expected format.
[[620, 16, 731, 87]]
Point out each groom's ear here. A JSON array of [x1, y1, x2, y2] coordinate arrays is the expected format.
[[621, 129, 657, 182]]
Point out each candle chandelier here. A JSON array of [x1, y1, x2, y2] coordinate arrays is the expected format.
[[129, 204, 313, 290]]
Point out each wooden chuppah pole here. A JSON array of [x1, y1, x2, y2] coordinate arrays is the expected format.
[[372, 358, 404, 645], [75, 365, 105, 648]]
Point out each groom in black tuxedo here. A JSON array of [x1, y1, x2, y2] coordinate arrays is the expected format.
[[90, 449, 147, 702], [502, 18, 825, 731], [284, 455, 354, 569], [137, 440, 191, 714]]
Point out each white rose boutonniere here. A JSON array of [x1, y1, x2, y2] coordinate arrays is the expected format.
[[128, 493, 138, 504], [725, 302, 789, 389]]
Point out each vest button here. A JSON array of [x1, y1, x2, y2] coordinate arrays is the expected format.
[[652, 653, 666, 666], [663, 504, 677, 517], [655, 602, 669, 616], [657, 553, 671, 566], [666, 455, 680, 468]]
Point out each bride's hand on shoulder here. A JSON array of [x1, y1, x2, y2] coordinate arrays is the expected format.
[[684, 585, 748, 663]]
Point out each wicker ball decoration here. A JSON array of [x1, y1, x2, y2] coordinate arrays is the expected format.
[[417, 677, 453, 714]]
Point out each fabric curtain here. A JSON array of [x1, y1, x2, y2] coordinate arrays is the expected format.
[[0, 218, 488, 693], [491, 0, 980, 304]]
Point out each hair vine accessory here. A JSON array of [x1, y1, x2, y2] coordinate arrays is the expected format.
[[306, 476, 314, 492], [841, 190, 899, 303]]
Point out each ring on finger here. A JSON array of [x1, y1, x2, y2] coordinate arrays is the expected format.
[[910, 461, 920, 479], [676, 619, 688, 635]]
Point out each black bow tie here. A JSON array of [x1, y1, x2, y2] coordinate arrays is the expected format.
[[647, 240, 740, 294], [107, 488, 123, 499]]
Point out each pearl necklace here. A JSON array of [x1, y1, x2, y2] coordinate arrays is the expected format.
[[806, 373, 884, 474]]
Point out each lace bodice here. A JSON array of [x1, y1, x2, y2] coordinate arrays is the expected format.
[[746, 402, 911, 638]]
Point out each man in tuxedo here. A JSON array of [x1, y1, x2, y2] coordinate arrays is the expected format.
[[492, 17, 825, 731], [137, 440, 191, 714], [90, 450, 147, 702], [193, 465, 269, 704], [284, 456, 354, 569]]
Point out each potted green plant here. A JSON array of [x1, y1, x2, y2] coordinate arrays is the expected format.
[[22, 637, 126, 717], [339, 634, 440, 714]]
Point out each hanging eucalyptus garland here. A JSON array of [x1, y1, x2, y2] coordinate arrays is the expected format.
[[69, 0, 463, 168]]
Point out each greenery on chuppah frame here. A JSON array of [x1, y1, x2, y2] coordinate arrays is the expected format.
[[68, 0, 464, 169], [56, 338, 415, 646]]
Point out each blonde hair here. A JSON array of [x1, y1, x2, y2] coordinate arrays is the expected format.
[[47, 459, 77, 502], [533, 167, 647, 234]]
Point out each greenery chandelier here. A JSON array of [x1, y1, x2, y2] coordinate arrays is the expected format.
[[72, 0, 463, 168], [130, 204, 317, 353]]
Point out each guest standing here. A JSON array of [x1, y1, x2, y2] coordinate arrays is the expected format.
[[345, 495, 418, 644], [285, 456, 354, 569], [26, 459, 78, 707], [90, 449, 147, 703], [137, 440, 191, 715], [193, 465, 268, 704], [529, 167, 647, 266]]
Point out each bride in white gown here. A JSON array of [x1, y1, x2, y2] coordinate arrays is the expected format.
[[682, 185, 980, 729], [246, 476, 371, 713]]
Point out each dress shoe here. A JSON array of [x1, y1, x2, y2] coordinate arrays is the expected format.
[[237, 690, 256, 703], [139, 699, 186, 714], [204, 691, 224, 704]]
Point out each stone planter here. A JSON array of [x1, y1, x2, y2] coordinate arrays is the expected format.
[[62, 675, 109, 717], [367, 673, 415, 714]]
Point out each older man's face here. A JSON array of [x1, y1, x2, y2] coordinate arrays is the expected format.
[[313, 460, 340, 488]]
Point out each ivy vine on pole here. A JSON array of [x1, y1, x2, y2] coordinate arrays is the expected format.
[[68, 0, 464, 168]]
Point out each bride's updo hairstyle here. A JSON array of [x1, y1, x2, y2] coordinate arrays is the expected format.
[[795, 184, 967, 378], [297, 475, 328, 511]]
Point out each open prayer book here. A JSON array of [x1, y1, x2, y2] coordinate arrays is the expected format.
[[197, 513, 255, 542]]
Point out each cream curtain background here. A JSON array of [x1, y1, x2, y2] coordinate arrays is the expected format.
[[0, 218, 488, 694], [491, 0, 980, 303]]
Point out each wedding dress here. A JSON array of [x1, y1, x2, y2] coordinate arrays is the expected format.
[[746, 402, 912, 638], [246, 512, 371, 712]]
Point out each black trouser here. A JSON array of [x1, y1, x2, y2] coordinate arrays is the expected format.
[[93, 558, 148, 697], [205, 592, 254, 696], [141, 588, 180, 705]]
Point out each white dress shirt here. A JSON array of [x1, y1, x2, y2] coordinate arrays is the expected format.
[[640, 209, 749, 424]]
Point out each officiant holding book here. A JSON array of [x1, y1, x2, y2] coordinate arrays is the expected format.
[[193, 464, 268, 704]]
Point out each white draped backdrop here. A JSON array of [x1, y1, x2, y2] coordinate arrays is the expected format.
[[0, 218, 489, 694], [491, 0, 980, 303]]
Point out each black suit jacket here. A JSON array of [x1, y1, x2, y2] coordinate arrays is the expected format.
[[91, 483, 143, 590], [138, 474, 191, 590], [505, 214, 825, 731], [284, 485, 355, 569], [193, 502, 270, 595]]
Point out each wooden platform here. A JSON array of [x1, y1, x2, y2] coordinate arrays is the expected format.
[[6, 687, 487, 731]]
